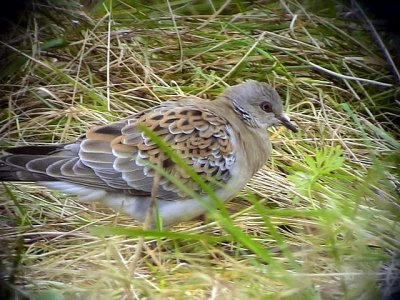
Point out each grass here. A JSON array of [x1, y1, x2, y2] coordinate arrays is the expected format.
[[1, 0, 399, 299]]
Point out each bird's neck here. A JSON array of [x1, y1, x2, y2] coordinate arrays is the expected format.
[[215, 96, 260, 128], [212, 96, 271, 175]]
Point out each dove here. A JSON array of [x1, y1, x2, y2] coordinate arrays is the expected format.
[[0, 80, 297, 225]]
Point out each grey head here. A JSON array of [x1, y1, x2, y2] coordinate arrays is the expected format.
[[222, 80, 298, 132]]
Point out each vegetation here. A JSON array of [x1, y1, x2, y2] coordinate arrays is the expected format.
[[0, 0, 399, 299]]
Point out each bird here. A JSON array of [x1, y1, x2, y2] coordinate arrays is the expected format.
[[0, 80, 297, 226]]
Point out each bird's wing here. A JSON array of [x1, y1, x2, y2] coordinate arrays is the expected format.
[[82, 102, 237, 199], [4, 102, 237, 200]]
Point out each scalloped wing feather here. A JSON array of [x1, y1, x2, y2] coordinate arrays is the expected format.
[[109, 103, 237, 199]]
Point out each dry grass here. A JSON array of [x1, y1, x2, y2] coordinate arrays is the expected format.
[[0, 0, 399, 299]]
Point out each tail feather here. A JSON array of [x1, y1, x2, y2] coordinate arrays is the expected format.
[[5, 145, 65, 155], [0, 161, 54, 181], [1, 143, 120, 190], [0, 144, 72, 182]]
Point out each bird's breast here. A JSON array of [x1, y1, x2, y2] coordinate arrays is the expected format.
[[221, 125, 271, 199]]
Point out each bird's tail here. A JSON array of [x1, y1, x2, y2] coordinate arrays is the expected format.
[[0, 145, 67, 182]]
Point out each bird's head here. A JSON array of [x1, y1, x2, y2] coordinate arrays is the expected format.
[[223, 80, 298, 132]]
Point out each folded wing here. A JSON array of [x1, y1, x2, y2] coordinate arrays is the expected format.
[[1, 102, 237, 200]]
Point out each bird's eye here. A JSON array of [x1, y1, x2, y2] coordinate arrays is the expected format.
[[260, 101, 273, 113]]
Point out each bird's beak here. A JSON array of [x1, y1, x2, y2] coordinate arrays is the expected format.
[[276, 114, 298, 132]]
